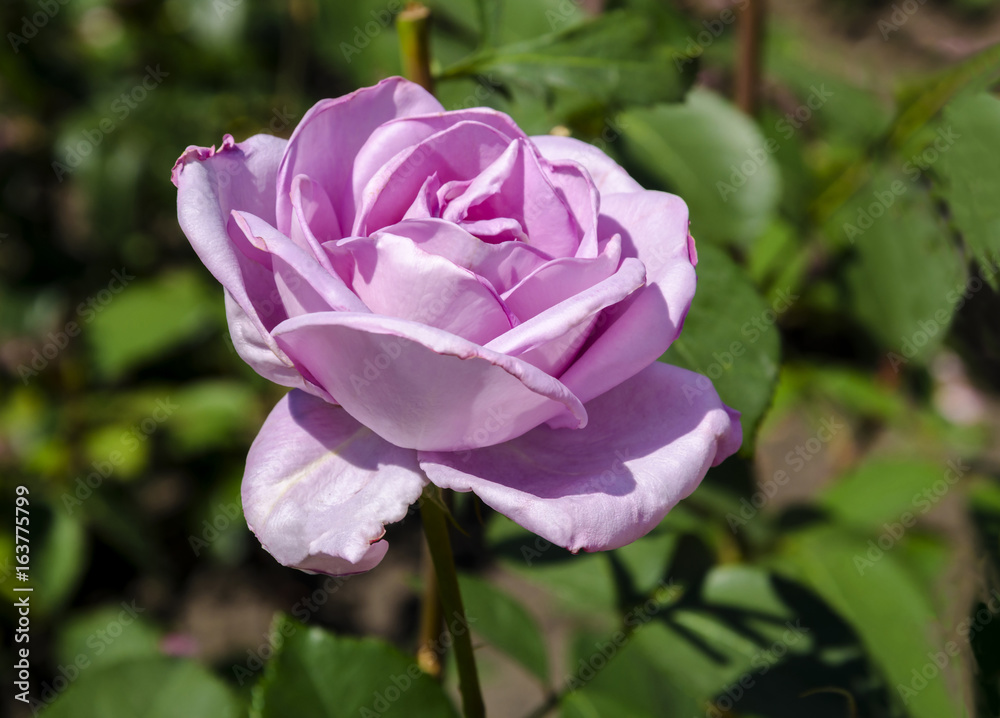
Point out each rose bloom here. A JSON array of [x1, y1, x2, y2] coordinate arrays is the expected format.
[[172, 77, 741, 575]]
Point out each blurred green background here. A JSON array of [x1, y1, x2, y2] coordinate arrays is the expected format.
[[3, 0, 1000, 716]]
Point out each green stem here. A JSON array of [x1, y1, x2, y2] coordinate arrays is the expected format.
[[420, 486, 486, 718], [397, 2, 434, 93]]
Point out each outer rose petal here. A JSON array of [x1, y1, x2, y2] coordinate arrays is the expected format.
[[276, 76, 443, 235], [174, 133, 330, 396], [271, 312, 588, 451], [530, 134, 643, 194], [224, 292, 333, 403], [555, 190, 696, 409], [419, 362, 742, 552], [243, 390, 427, 576]]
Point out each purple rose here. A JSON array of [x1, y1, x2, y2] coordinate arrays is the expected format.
[[172, 77, 741, 575]]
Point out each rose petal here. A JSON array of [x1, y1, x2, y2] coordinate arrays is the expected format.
[[353, 120, 515, 236], [419, 362, 742, 552], [174, 133, 331, 395], [276, 77, 443, 235], [224, 292, 333, 402], [487, 255, 645, 376], [336, 231, 515, 344], [531, 134, 643, 194], [372, 218, 551, 293], [441, 138, 582, 256], [271, 312, 588, 451], [290, 174, 341, 273], [556, 191, 696, 408], [244, 390, 427, 575], [231, 211, 367, 318], [501, 234, 623, 319], [352, 107, 529, 214]]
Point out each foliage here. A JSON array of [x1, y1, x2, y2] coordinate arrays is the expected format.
[[2, 0, 1000, 716]]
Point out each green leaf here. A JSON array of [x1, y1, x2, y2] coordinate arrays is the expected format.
[[620, 88, 781, 248], [487, 514, 618, 619], [457, 573, 549, 682], [87, 269, 220, 379], [561, 605, 796, 717], [42, 657, 241, 718], [29, 506, 87, 616], [820, 458, 964, 530], [775, 526, 966, 718], [56, 604, 162, 672], [168, 380, 262, 454], [662, 242, 782, 439], [838, 171, 966, 362], [938, 92, 1000, 288], [253, 616, 459, 718], [700, 565, 793, 622], [612, 529, 679, 596], [439, 11, 692, 108]]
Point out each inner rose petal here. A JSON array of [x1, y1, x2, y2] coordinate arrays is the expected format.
[[335, 231, 516, 345], [370, 219, 551, 295], [440, 138, 582, 257], [353, 121, 516, 236]]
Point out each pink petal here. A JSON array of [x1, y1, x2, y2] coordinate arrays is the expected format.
[[501, 233, 622, 319], [556, 191, 696, 408], [352, 107, 528, 214], [174, 133, 329, 396], [289, 174, 342, 271], [337, 231, 514, 345], [419, 362, 742, 552], [244, 390, 427, 575], [230, 210, 367, 317], [275, 77, 443, 235], [224, 292, 333, 403], [353, 120, 515, 236], [271, 312, 588, 451], [441, 138, 582, 257], [531, 134, 643, 195], [487, 256, 646, 376], [372, 218, 551, 293]]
